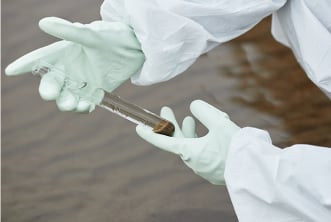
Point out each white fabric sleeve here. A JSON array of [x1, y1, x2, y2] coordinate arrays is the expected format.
[[271, 0, 331, 98], [225, 127, 331, 222], [304, 0, 331, 32], [100, 0, 286, 85]]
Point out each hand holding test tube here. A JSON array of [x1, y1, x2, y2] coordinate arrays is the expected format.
[[32, 61, 175, 136]]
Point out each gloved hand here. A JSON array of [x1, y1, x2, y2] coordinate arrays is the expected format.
[[136, 100, 240, 185], [5, 17, 145, 112]]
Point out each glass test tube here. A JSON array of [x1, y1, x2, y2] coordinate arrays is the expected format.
[[32, 63, 175, 136], [100, 93, 175, 136]]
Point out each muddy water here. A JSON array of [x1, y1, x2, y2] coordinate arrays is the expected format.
[[2, 1, 331, 222]]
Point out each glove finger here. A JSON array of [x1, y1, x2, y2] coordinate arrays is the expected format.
[[56, 89, 79, 111], [39, 17, 95, 46], [5, 41, 70, 76], [39, 71, 65, 101], [190, 100, 229, 129], [136, 125, 187, 155], [160, 106, 183, 138], [182, 116, 196, 138], [75, 100, 95, 113]]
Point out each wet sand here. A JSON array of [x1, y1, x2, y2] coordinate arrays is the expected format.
[[2, 1, 331, 221]]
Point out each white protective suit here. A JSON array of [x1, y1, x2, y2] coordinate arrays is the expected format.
[[101, 0, 331, 221]]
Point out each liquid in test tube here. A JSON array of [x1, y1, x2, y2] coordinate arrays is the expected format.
[[32, 63, 175, 136]]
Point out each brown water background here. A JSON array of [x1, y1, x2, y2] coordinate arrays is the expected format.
[[2, 1, 331, 221]]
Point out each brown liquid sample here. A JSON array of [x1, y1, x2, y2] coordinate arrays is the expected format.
[[101, 92, 175, 136]]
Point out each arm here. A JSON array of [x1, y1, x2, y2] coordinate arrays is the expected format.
[[137, 101, 331, 221], [101, 0, 287, 85], [102, 1, 331, 221], [271, 0, 331, 98], [225, 127, 331, 221]]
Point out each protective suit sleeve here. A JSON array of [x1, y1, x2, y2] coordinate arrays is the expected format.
[[100, 0, 286, 85], [225, 127, 331, 222], [271, 0, 331, 98]]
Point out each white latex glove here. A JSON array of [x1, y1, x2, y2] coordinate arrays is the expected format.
[[5, 17, 144, 112], [136, 100, 240, 185]]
